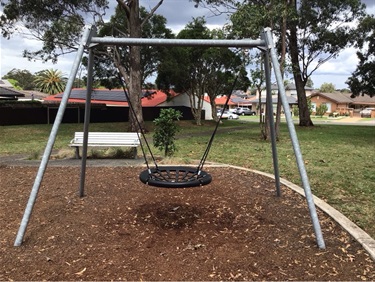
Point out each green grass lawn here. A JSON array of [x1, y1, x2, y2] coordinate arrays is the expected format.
[[1, 120, 374, 239]]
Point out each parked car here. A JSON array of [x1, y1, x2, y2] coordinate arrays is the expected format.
[[360, 108, 375, 118], [235, 107, 256, 116], [217, 110, 239, 119]]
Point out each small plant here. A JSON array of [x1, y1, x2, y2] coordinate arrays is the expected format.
[[27, 150, 41, 160], [111, 148, 136, 159], [307, 97, 313, 114], [153, 108, 182, 157], [292, 106, 299, 117], [90, 149, 101, 159], [315, 104, 328, 117]]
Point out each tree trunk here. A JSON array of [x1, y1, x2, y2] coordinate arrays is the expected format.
[[258, 87, 268, 140], [127, 1, 145, 131], [288, 13, 314, 127], [275, 0, 288, 140], [210, 99, 219, 122]]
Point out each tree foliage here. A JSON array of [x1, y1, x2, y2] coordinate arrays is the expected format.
[[156, 18, 246, 124], [3, 68, 35, 90], [34, 69, 67, 95], [315, 103, 328, 117], [153, 108, 182, 157], [0, 0, 168, 132], [319, 82, 336, 93], [202, 0, 367, 126], [0, 0, 109, 62], [91, 6, 173, 90], [346, 15, 375, 97]]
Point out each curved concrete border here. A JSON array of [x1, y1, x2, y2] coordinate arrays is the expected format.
[[223, 164, 375, 261]]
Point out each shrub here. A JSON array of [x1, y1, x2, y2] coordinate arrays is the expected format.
[[153, 108, 182, 157], [315, 104, 328, 117]]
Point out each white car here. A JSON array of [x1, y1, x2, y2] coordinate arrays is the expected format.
[[360, 108, 375, 118], [217, 110, 239, 119]]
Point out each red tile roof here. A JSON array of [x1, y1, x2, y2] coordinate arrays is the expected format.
[[43, 88, 175, 107]]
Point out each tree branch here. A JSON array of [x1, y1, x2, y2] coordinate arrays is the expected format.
[[116, 0, 131, 16], [141, 0, 164, 28]]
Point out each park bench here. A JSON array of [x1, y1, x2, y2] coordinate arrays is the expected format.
[[70, 132, 141, 159]]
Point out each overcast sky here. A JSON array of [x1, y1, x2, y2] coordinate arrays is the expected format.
[[1, 0, 374, 90]]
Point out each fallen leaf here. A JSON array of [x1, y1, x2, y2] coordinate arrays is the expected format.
[[75, 267, 87, 275]]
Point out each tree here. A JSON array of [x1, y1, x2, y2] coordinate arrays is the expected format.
[[113, 0, 166, 131], [200, 31, 247, 121], [247, 53, 270, 139], [306, 77, 314, 88], [153, 108, 182, 157], [347, 15, 375, 97], [90, 6, 173, 93], [34, 69, 67, 95], [287, 0, 366, 126], [156, 18, 245, 125], [0, 0, 109, 62], [319, 82, 336, 93], [0, 0, 167, 131], [157, 18, 210, 125], [315, 103, 328, 117], [199, 0, 367, 126], [3, 69, 35, 90]]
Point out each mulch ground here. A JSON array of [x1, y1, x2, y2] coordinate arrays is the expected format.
[[0, 165, 374, 281]]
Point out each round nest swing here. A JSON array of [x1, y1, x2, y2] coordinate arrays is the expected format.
[[139, 166, 212, 188]]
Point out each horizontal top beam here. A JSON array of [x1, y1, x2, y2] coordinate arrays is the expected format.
[[90, 37, 266, 48]]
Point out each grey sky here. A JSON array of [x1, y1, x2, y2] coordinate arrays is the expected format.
[[0, 0, 374, 89]]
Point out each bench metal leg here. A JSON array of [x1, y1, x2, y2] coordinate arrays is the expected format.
[[74, 147, 81, 159], [129, 147, 137, 159]]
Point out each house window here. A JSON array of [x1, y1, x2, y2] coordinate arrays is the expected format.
[[311, 103, 317, 112], [323, 102, 332, 113]]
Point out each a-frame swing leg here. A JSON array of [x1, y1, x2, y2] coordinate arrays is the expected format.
[[263, 48, 282, 197], [263, 28, 326, 249], [13, 26, 95, 247], [78, 42, 96, 198]]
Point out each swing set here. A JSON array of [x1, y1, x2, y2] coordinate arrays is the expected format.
[[13, 26, 326, 249]]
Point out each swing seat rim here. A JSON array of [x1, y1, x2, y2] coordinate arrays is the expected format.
[[139, 166, 212, 188]]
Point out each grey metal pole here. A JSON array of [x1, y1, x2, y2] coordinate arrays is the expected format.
[[263, 50, 282, 197], [263, 27, 326, 249], [14, 26, 94, 247], [91, 37, 265, 48], [79, 46, 95, 197]]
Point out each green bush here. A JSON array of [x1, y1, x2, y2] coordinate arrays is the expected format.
[[315, 104, 328, 117], [153, 108, 182, 157]]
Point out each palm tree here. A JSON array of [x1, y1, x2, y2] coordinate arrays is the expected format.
[[34, 69, 67, 95]]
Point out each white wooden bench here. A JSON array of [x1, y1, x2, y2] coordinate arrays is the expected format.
[[70, 132, 141, 159]]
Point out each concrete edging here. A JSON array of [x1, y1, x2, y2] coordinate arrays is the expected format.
[[224, 164, 375, 261]]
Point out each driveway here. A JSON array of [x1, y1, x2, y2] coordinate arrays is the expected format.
[[326, 117, 375, 126]]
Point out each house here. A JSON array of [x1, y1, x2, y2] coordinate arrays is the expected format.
[[258, 83, 315, 98], [0, 79, 25, 100], [205, 91, 256, 113], [248, 83, 313, 115], [309, 92, 375, 116], [0, 86, 25, 100], [43, 88, 214, 120], [0, 79, 48, 101]]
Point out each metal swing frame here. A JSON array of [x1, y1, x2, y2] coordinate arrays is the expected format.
[[14, 25, 326, 249]]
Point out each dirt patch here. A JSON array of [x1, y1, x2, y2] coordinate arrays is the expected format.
[[0, 166, 374, 281]]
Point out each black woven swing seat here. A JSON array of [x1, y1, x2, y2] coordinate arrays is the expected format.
[[139, 166, 212, 188]]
